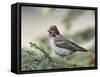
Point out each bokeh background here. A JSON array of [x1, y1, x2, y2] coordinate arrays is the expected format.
[[21, 6, 95, 71]]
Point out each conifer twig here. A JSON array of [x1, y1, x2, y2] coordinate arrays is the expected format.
[[29, 42, 53, 62]]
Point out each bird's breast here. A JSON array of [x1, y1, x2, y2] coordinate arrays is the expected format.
[[49, 38, 72, 56]]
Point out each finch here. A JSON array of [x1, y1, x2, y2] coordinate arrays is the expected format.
[[48, 25, 88, 56]]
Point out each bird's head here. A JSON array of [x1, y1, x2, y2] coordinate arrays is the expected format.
[[48, 25, 60, 37]]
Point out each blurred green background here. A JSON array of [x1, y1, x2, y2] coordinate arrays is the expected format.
[[21, 6, 95, 71]]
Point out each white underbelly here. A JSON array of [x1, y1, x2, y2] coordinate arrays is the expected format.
[[49, 39, 72, 56]]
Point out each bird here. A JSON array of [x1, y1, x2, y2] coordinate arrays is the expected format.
[[48, 25, 88, 57]]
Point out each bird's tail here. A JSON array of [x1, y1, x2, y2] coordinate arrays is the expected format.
[[86, 49, 95, 52], [81, 48, 94, 52], [78, 47, 88, 52]]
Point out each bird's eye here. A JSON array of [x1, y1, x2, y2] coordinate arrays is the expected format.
[[49, 32, 52, 34]]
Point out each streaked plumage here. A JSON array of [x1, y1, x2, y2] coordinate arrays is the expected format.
[[48, 25, 88, 56]]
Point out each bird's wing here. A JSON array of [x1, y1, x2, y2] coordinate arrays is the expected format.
[[54, 35, 87, 51]]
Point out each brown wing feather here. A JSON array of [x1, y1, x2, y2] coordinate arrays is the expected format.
[[54, 35, 87, 51]]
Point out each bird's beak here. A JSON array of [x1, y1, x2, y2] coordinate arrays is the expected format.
[[48, 29, 50, 33]]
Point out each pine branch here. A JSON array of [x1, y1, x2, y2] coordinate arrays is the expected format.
[[29, 42, 53, 62]]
